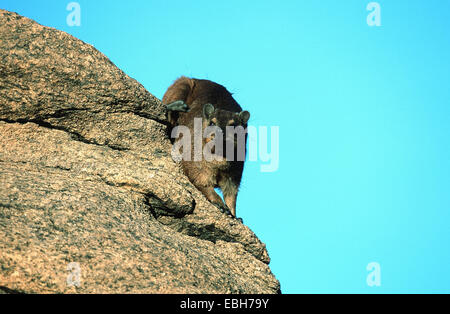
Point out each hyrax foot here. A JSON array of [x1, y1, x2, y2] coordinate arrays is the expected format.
[[214, 203, 243, 223], [166, 100, 190, 112], [214, 203, 232, 217]]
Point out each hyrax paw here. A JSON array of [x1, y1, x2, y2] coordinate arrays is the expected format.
[[215, 203, 232, 216], [220, 206, 233, 217]]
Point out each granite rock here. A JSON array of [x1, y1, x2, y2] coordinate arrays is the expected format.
[[0, 9, 280, 294]]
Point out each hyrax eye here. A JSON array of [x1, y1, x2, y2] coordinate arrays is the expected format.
[[227, 119, 237, 126]]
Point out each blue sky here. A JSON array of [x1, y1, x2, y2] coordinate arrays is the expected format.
[[2, 0, 450, 293]]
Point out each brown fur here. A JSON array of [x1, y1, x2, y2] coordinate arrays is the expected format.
[[163, 76, 250, 218]]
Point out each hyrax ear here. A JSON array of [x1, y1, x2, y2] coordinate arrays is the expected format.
[[239, 110, 250, 124], [203, 103, 215, 120]]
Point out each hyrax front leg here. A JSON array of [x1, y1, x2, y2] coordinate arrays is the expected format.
[[197, 185, 232, 217], [224, 191, 237, 218], [224, 190, 243, 223], [220, 178, 241, 220]]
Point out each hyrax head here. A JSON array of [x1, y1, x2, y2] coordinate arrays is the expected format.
[[203, 104, 250, 155], [203, 104, 250, 134], [203, 103, 250, 128]]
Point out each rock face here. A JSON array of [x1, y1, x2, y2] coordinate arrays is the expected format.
[[0, 10, 280, 294]]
